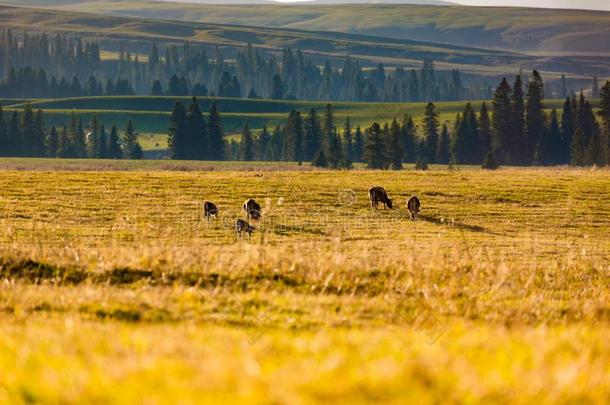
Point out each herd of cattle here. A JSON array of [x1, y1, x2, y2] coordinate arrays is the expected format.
[[204, 187, 421, 238]]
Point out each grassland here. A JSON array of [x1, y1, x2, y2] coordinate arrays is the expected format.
[[7, 0, 610, 53], [3, 96, 576, 140], [0, 3, 607, 78], [0, 160, 608, 402]]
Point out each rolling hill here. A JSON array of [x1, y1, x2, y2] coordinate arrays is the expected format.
[[6, 0, 610, 53], [0, 4, 607, 78]]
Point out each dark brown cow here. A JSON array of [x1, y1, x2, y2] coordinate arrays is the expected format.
[[235, 219, 255, 238], [407, 196, 421, 220], [243, 198, 262, 220], [203, 201, 218, 221], [368, 187, 393, 209]]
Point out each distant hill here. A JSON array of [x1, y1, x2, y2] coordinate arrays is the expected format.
[[11, 0, 609, 53]]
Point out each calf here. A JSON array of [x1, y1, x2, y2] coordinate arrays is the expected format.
[[203, 201, 218, 221], [243, 198, 262, 220], [406, 195, 421, 220], [368, 187, 393, 210], [235, 219, 255, 238]]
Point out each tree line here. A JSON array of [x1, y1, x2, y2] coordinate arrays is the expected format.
[[0, 105, 142, 159]]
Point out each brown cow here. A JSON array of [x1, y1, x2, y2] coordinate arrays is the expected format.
[[235, 219, 255, 238], [243, 198, 262, 220], [368, 187, 393, 210], [407, 196, 421, 220], [203, 201, 218, 221]]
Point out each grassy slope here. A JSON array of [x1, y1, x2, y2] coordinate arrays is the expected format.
[[8, 0, 610, 53], [4, 95, 573, 137], [0, 165, 608, 402], [0, 4, 606, 78]]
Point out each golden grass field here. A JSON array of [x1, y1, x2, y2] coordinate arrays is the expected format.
[[0, 160, 609, 404]]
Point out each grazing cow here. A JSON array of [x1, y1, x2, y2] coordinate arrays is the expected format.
[[368, 187, 393, 210], [407, 196, 421, 220], [243, 198, 262, 220], [235, 219, 255, 238], [203, 201, 218, 221]]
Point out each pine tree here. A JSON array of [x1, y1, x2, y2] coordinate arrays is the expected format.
[[74, 118, 87, 158], [168, 102, 188, 159], [482, 150, 499, 170], [451, 103, 479, 165], [207, 102, 225, 160], [186, 97, 208, 160], [256, 125, 271, 161], [363, 122, 386, 169], [32, 109, 45, 157], [123, 120, 142, 159], [536, 109, 561, 165], [401, 114, 416, 163], [388, 118, 403, 170], [312, 149, 328, 168], [304, 108, 322, 161], [87, 116, 99, 158], [436, 123, 450, 164], [271, 74, 284, 100], [422, 102, 439, 164], [98, 124, 108, 159], [107, 125, 123, 159], [20, 103, 35, 156], [599, 81, 610, 165], [510, 75, 525, 164], [240, 122, 254, 161], [47, 126, 58, 158], [285, 110, 304, 162], [559, 98, 575, 164], [57, 126, 72, 158], [570, 128, 587, 166], [323, 104, 342, 168], [478, 102, 492, 157], [492, 78, 512, 163], [353, 125, 364, 163], [525, 70, 545, 165], [342, 117, 354, 164]]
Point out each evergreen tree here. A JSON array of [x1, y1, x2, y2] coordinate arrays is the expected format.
[[570, 128, 587, 166], [482, 150, 499, 170], [256, 125, 272, 161], [559, 98, 575, 164], [285, 110, 304, 162], [168, 102, 188, 159], [353, 125, 364, 163], [342, 117, 354, 166], [525, 70, 545, 165], [47, 126, 58, 158], [271, 74, 284, 100], [363, 122, 386, 169], [98, 124, 108, 159], [240, 122, 254, 161], [20, 103, 35, 156], [151, 80, 163, 96], [401, 114, 416, 163], [492, 78, 512, 163], [207, 102, 225, 160], [7, 111, 21, 157], [436, 123, 450, 164], [388, 118, 403, 170], [304, 108, 322, 161], [186, 97, 208, 160], [57, 125, 72, 158], [422, 102, 439, 164], [478, 102, 492, 157], [32, 109, 45, 157], [451, 104, 480, 165], [323, 104, 342, 168], [107, 124, 123, 159], [536, 109, 561, 165], [123, 120, 143, 159], [312, 149, 328, 168], [510, 75, 525, 164], [599, 81, 610, 165], [87, 116, 99, 158]]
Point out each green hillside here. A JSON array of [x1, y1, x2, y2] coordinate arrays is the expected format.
[[8, 0, 610, 54]]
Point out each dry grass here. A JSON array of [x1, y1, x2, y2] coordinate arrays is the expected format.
[[0, 162, 608, 403]]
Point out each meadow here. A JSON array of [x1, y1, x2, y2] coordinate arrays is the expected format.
[[0, 160, 608, 403]]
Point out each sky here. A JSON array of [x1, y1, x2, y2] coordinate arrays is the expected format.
[[271, 0, 610, 11]]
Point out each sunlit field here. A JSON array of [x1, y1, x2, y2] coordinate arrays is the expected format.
[[0, 161, 608, 403]]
